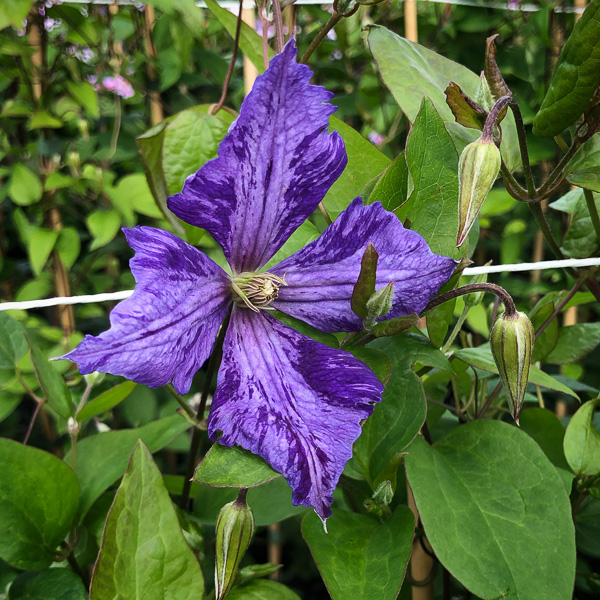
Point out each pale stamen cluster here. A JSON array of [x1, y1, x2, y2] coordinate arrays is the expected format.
[[231, 272, 288, 312]]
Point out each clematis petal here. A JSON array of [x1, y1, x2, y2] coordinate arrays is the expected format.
[[61, 227, 231, 394], [207, 308, 383, 521], [167, 40, 347, 273], [271, 198, 457, 333]]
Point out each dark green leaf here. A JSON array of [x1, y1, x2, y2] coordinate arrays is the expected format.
[[226, 580, 301, 600], [576, 496, 600, 558], [302, 506, 414, 600], [0, 439, 79, 569], [546, 322, 600, 364], [348, 347, 391, 385], [77, 381, 137, 422], [530, 299, 559, 362], [367, 151, 410, 211], [563, 398, 600, 476], [194, 443, 281, 488], [427, 301, 456, 348], [565, 133, 600, 192], [399, 98, 462, 259], [90, 442, 204, 599], [0, 313, 27, 369], [533, 0, 600, 137], [8, 569, 86, 600], [405, 421, 576, 599], [351, 243, 378, 318], [69, 413, 190, 522]]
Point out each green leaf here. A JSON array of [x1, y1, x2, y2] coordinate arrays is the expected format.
[[203, 0, 271, 73], [90, 442, 204, 600], [530, 299, 559, 362], [263, 221, 320, 270], [55, 227, 81, 270], [564, 398, 600, 476], [398, 98, 462, 259], [66, 81, 99, 119], [194, 477, 306, 526], [348, 347, 391, 385], [28, 110, 63, 130], [550, 188, 600, 258], [194, 443, 281, 488], [68, 413, 190, 522], [45, 172, 76, 191], [86, 210, 121, 251], [0, 313, 27, 368], [0, 439, 79, 570], [0, 0, 34, 30], [575, 496, 600, 558], [518, 407, 574, 490], [367, 25, 520, 171], [453, 346, 579, 397], [323, 118, 390, 218], [226, 580, 301, 600], [27, 228, 59, 276], [367, 151, 410, 211], [302, 506, 414, 600], [405, 421, 576, 599], [8, 164, 43, 206], [8, 569, 86, 600], [546, 322, 600, 364], [28, 339, 73, 419], [533, 0, 600, 137], [427, 300, 456, 348], [77, 380, 137, 422], [565, 133, 600, 192]]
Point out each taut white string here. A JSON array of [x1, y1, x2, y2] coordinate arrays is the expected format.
[[1, 257, 599, 312]]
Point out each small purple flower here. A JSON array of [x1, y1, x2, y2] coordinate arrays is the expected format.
[[43, 17, 61, 32], [102, 75, 134, 99], [62, 42, 455, 522], [368, 131, 384, 146]]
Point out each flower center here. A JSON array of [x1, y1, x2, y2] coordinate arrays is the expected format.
[[231, 272, 287, 312]]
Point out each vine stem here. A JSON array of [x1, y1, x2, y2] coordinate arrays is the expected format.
[[210, 0, 244, 116], [529, 202, 565, 261], [300, 12, 343, 64], [583, 188, 600, 248], [441, 305, 469, 353], [272, 0, 285, 53], [423, 283, 517, 317], [179, 307, 232, 510]]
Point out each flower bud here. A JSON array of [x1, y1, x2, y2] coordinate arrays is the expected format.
[[490, 311, 534, 424], [214, 489, 255, 600], [372, 480, 394, 506], [366, 282, 394, 321], [457, 137, 501, 248]]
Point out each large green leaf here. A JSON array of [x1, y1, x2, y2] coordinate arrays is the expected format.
[[563, 398, 600, 477], [68, 413, 190, 521], [533, 0, 600, 137], [194, 443, 280, 488], [565, 133, 600, 192], [453, 346, 578, 397], [405, 421, 576, 599], [366, 151, 410, 212], [90, 442, 204, 599], [575, 496, 600, 558], [0, 439, 79, 570], [7, 164, 42, 206], [8, 569, 86, 600], [323, 118, 390, 218], [302, 506, 414, 600], [0, 313, 27, 369], [27, 229, 59, 276], [545, 323, 600, 364], [398, 98, 462, 259], [367, 25, 520, 171], [227, 580, 301, 600], [0, 0, 34, 30], [550, 189, 600, 258]]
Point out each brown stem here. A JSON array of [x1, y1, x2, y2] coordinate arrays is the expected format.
[[423, 283, 517, 317], [583, 188, 600, 248], [300, 12, 343, 64], [477, 382, 502, 419], [272, 0, 285, 53], [23, 400, 45, 445]]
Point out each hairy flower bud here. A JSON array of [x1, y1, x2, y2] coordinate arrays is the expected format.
[[490, 311, 534, 424], [366, 282, 394, 320], [457, 137, 501, 248], [215, 489, 255, 600]]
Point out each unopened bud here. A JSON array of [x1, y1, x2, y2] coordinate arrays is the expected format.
[[372, 480, 394, 506], [490, 311, 534, 424], [84, 371, 105, 387], [474, 72, 494, 112], [366, 282, 394, 321], [457, 137, 501, 248], [215, 489, 255, 600]]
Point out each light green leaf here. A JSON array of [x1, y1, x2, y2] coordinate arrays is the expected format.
[[86, 210, 121, 251], [323, 118, 390, 218], [45, 172, 76, 191], [399, 98, 463, 259], [367, 151, 410, 211], [28, 110, 63, 130], [55, 227, 81, 270], [518, 407, 574, 490], [90, 442, 204, 600], [453, 346, 579, 397], [77, 380, 137, 422], [0, 0, 34, 30], [66, 81, 99, 119], [263, 221, 320, 270], [367, 24, 520, 171], [8, 164, 43, 206], [0, 313, 27, 368], [194, 443, 281, 488], [227, 580, 301, 600], [405, 421, 576, 599], [0, 439, 79, 570], [27, 229, 59, 276], [564, 398, 600, 476], [546, 322, 600, 364], [28, 339, 73, 419], [68, 413, 190, 521], [302, 506, 414, 600], [8, 569, 86, 600], [550, 188, 600, 258]]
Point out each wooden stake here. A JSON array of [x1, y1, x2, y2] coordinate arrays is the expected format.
[[143, 4, 164, 125], [404, 0, 418, 42], [407, 478, 434, 600], [242, 2, 259, 94]]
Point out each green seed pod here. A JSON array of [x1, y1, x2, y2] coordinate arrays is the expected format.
[[457, 137, 501, 248], [490, 311, 534, 424], [214, 489, 255, 600]]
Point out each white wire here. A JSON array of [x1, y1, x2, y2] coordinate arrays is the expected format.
[[1, 257, 599, 311]]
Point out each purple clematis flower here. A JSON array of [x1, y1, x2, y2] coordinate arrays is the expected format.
[[62, 41, 456, 521]]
